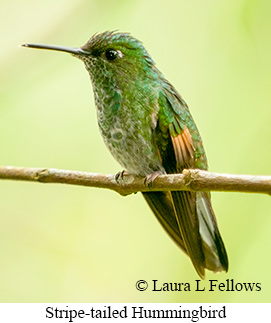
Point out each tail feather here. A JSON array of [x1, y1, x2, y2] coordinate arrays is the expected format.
[[143, 190, 228, 277], [171, 190, 206, 278], [142, 191, 186, 253], [196, 192, 228, 272]]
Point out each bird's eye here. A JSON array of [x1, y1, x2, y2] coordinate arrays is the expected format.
[[105, 49, 119, 61]]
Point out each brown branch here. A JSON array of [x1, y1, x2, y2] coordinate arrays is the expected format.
[[0, 166, 271, 196]]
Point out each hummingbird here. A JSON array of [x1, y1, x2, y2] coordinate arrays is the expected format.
[[22, 31, 228, 278]]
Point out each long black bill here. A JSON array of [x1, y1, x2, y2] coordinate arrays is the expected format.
[[20, 43, 90, 55]]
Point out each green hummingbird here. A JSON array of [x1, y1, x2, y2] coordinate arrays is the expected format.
[[22, 31, 228, 278]]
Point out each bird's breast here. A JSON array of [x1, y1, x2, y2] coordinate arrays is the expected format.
[[96, 98, 163, 176]]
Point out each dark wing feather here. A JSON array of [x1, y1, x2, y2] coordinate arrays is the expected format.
[[146, 82, 228, 278], [169, 128, 206, 278]]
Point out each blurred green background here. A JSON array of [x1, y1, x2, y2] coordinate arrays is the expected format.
[[0, 0, 270, 302]]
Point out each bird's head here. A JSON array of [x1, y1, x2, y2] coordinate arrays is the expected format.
[[22, 31, 158, 90]]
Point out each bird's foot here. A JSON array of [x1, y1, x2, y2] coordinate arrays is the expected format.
[[144, 171, 163, 189], [115, 170, 129, 184]]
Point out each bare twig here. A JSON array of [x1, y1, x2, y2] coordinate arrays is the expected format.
[[0, 166, 270, 196]]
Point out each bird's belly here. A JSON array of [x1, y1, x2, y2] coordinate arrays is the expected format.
[[102, 127, 164, 176]]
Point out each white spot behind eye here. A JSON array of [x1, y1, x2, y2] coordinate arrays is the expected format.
[[117, 50, 123, 58]]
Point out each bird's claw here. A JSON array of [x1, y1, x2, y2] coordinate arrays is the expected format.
[[144, 171, 162, 189], [115, 170, 129, 184]]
